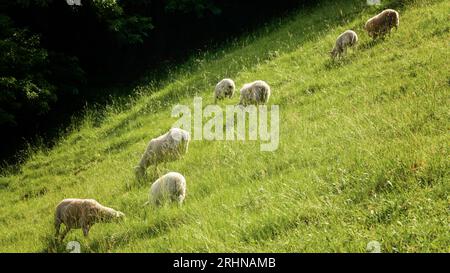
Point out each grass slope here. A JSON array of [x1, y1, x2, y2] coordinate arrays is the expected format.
[[0, 0, 449, 252]]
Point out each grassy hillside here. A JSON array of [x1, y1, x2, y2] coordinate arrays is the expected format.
[[0, 0, 448, 253]]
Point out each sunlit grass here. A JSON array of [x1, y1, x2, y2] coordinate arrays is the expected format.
[[0, 0, 448, 252]]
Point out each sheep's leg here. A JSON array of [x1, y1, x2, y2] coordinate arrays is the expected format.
[[138, 154, 147, 171], [54, 218, 61, 237], [135, 166, 146, 182]]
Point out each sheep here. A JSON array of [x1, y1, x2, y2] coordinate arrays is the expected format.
[[238, 80, 271, 106], [330, 30, 358, 59], [148, 172, 186, 206], [214, 78, 235, 103], [135, 128, 190, 181], [54, 198, 125, 240], [364, 9, 399, 39]]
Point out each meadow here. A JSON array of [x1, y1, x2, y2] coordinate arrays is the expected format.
[[0, 0, 448, 252]]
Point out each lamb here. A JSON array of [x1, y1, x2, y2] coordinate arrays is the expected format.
[[330, 30, 358, 59], [148, 172, 186, 205], [364, 9, 399, 39], [135, 128, 190, 181], [54, 198, 125, 240], [214, 78, 235, 103], [238, 80, 271, 106]]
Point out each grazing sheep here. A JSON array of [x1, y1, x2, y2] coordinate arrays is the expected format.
[[330, 30, 358, 59], [149, 172, 186, 205], [135, 128, 190, 181], [238, 80, 271, 106], [214, 78, 235, 103], [54, 198, 125, 240], [364, 9, 399, 39]]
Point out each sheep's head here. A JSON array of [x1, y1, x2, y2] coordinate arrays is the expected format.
[[330, 48, 338, 59], [363, 21, 372, 32], [115, 211, 125, 221], [225, 85, 234, 97], [99, 208, 125, 222], [134, 166, 146, 181]]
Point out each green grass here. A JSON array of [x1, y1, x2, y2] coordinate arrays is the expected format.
[[0, 0, 449, 253]]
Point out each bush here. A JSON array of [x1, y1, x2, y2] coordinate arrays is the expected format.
[[0, 22, 56, 126]]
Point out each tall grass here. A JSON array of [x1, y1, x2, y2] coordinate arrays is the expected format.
[[0, 0, 448, 252]]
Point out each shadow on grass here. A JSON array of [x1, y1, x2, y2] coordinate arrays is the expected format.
[[87, 213, 188, 252], [324, 57, 354, 70], [240, 211, 322, 243], [323, 46, 366, 70], [358, 38, 384, 51], [103, 135, 142, 155]]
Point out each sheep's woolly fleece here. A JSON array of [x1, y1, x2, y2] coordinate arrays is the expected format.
[[149, 172, 187, 205], [135, 128, 190, 180], [54, 198, 124, 239], [365, 9, 399, 39], [214, 78, 236, 103], [239, 80, 271, 105]]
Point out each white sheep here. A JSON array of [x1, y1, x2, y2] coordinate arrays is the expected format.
[[330, 30, 358, 59], [149, 172, 186, 205], [238, 80, 271, 106], [364, 9, 399, 39], [214, 78, 235, 103], [54, 198, 125, 240], [135, 128, 190, 181]]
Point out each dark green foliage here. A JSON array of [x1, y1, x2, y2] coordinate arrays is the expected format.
[[0, 20, 55, 126], [165, 0, 222, 16], [109, 16, 153, 45]]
